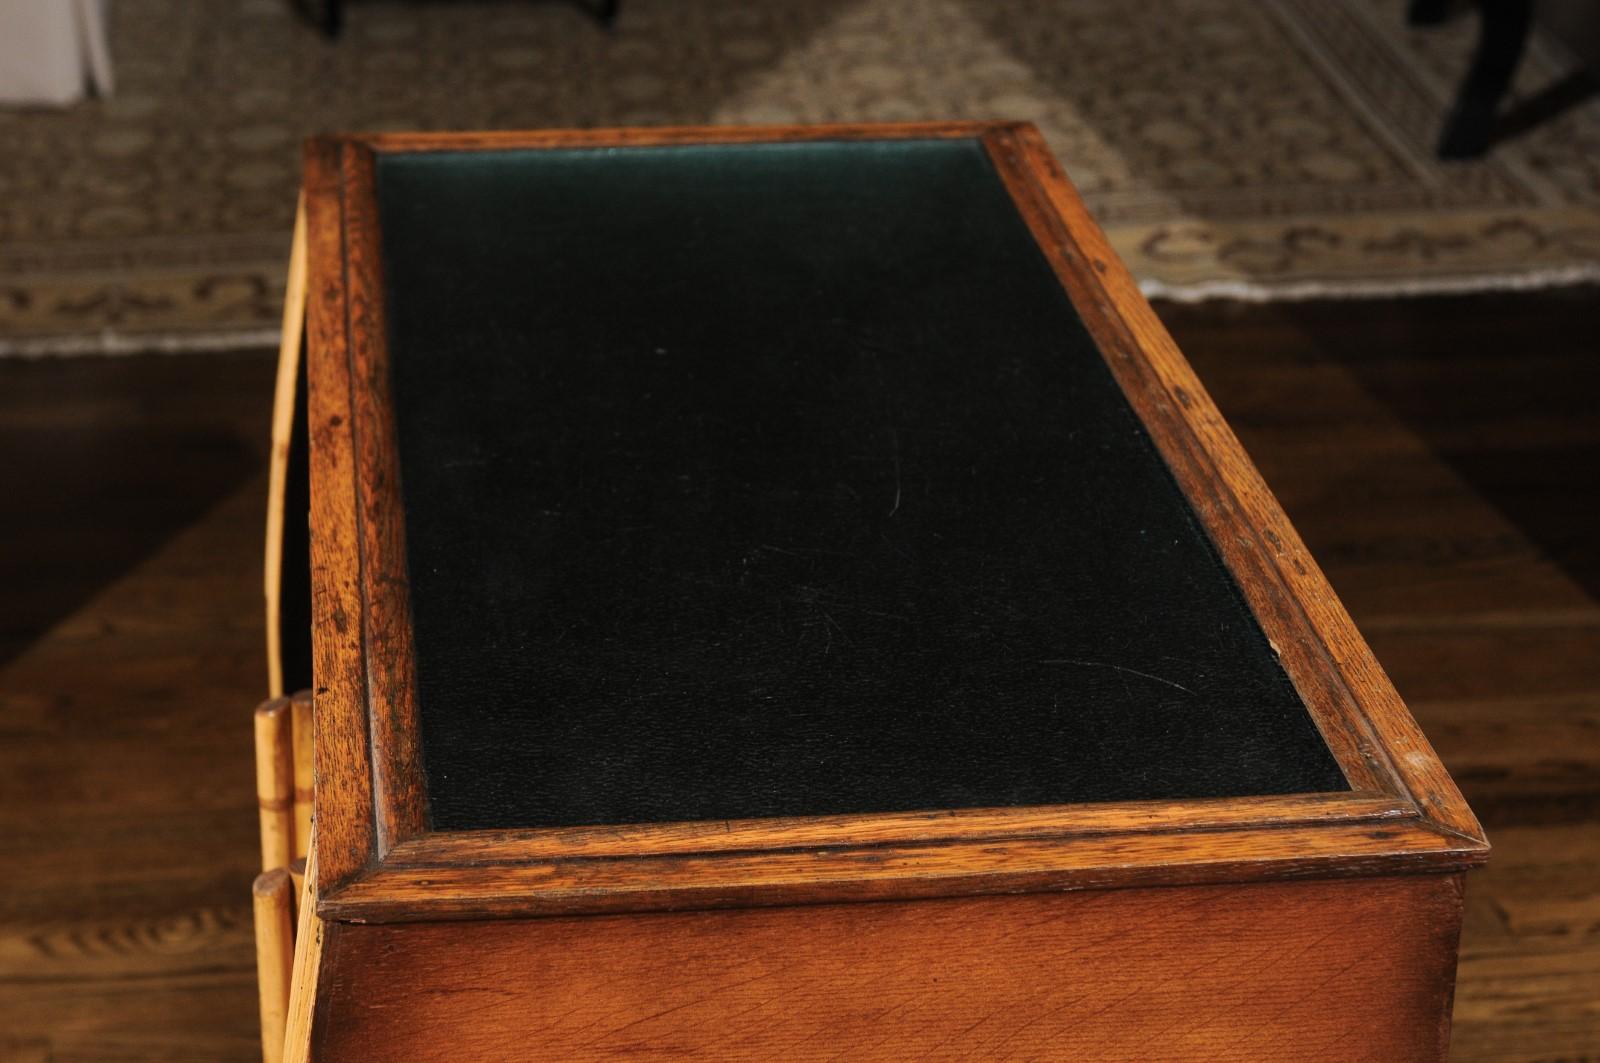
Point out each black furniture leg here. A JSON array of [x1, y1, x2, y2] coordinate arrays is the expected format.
[[1437, 0, 1534, 158], [1408, 0, 1454, 26], [300, 1, 610, 37], [290, 0, 341, 37]]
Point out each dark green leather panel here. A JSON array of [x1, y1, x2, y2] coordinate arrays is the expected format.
[[374, 138, 1347, 830]]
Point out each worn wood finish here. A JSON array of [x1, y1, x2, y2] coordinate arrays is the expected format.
[[357, 121, 998, 154], [314, 874, 1467, 1062], [338, 142, 428, 857], [301, 123, 1486, 922], [325, 819, 1478, 923], [302, 137, 378, 892], [392, 790, 1413, 861]]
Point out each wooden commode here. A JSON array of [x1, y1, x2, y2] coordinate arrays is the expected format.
[[268, 122, 1487, 1061]]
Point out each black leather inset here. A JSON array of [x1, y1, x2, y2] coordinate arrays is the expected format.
[[374, 138, 1348, 831]]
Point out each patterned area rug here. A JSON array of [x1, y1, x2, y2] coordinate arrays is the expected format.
[[3, 0, 1598, 353]]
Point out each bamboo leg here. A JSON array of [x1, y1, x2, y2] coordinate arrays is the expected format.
[[253, 869, 294, 1063], [289, 689, 314, 860], [255, 697, 295, 872], [266, 195, 309, 700], [284, 839, 323, 1063]]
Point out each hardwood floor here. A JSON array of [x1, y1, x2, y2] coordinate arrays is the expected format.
[[0, 354, 273, 1062], [1167, 290, 1600, 1063], [0, 289, 1595, 1061]]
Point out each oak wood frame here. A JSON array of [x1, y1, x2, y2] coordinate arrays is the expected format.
[[300, 121, 1487, 924]]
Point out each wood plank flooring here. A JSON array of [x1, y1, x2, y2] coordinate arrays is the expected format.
[[0, 354, 272, 1062], [0, 290, 1595, 1061], [1165, 290, 1600, 1063]]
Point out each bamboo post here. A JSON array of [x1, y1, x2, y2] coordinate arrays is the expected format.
[[283, 839, 323, 1063], [255, 697, 295, 872], [289, 689, 314, 860], [266, 194, 309, 700], [253, 868, 294, 1063]]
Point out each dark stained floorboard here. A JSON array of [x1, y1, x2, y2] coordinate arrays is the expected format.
[[1165, 289, 1600, 1063], [1, 289, 1595, 1060], [0, 353, 272, 1062]]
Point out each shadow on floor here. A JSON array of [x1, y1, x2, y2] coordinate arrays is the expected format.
[[0, 355, 270, 667], [1279, 286, 1600, 606]]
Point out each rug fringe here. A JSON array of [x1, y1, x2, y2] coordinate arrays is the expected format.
[[0, 328, 283, 359], [4, 267, 1597, 358], [1139, 265, 1600, 304]]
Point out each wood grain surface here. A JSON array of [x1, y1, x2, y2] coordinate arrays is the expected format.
[[301, 138, 378, 894], [336, 142, 429, 858], [323, 818, 1480, 922], [314, 874, 1466, 1061], [283, 842, 322, 1063]]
